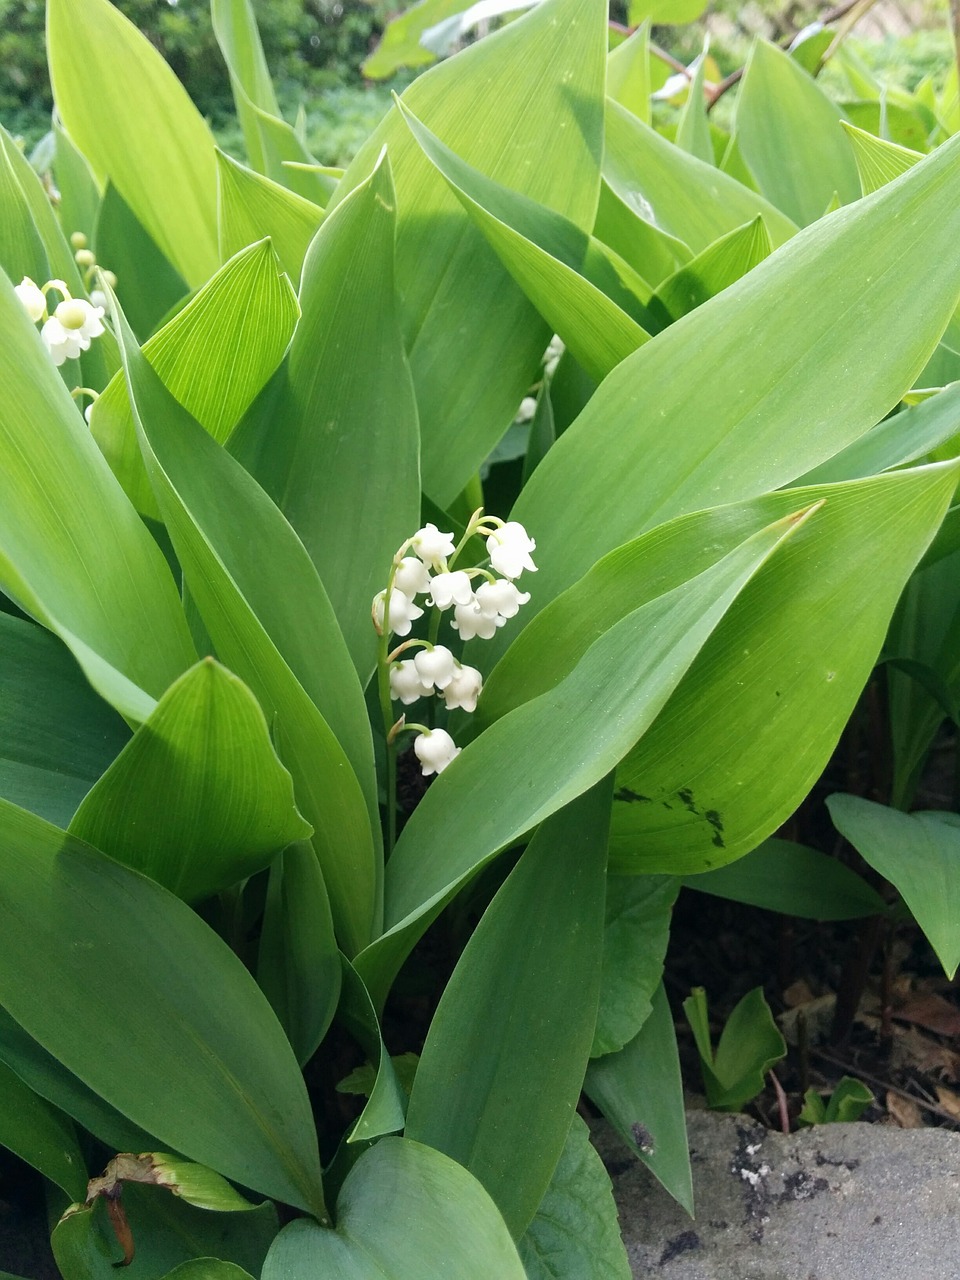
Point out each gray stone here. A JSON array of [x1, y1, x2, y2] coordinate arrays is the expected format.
[[600, 1110, 960, 1279]]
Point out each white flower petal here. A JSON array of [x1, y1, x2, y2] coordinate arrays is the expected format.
[[443, 663, 483, 712], [394, 556, 432, 596], [410, 522, 456, 568], [414, 728, 460, 776], [413, 644, 458, 690]]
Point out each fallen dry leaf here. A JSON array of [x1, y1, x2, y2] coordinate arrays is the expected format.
[[891, 992, 960, 1039], [935, 1086, 960, 1122], [885, 1091, 925, 1129]]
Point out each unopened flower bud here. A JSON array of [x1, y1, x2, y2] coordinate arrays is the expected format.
[[414, 727, 460, 776], [410, 522, 456, 568], [427, 570, 474, 610], [443, 663, 483, 712], [69, 231, 88, 250], [74, 248, 95, 267], [414, 645, 458, 691]]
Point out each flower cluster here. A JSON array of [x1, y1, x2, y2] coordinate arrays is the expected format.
[[15, 275, 106, 367], [373, 511, 537, 776]]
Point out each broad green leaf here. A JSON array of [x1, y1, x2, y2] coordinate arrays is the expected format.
[[398, 103, 651, 384], [517, 1114, 630, 1279], [356, 508, 811, 1004], [91, 239, 299, 518], [684, 986, 786, 1111], [798, 1077, 873, 1127], [842, 97, 936, 154], [54, 121, 101, 247], [603, 99, 798, 257], [0, 613, 130, 826], [210, 0, 281, 175], [585, 983, 692, 1214], [257, 842, 342, 1066], [0, 129, 48, 286], [843, 121, 921, 195], [69, 659, 311, 903], [0, 269, 196, 722], [93, 182, 189, 342], [234, 152, 419, 680], [684, 838, 885, 919], [0, 1004, 155, 1153], [336, 959, 407, 1142], [734, 40, 860, 225], [496, 133, 960, 634], [609, 464, 959, 872], [262, 1139, 524, 1278], [110, 296, 379, 955], [333, 0, 608, 506], [217, 151, 324, 282], [0, 124, 84, 300], [0, 800, 325, 1216], [52, 1186, 277, 1279], [795, 381, 960, 486], [676, 49, 713, 164], [647, 216, 771, 330], [592, 180, 692, 288], [406, 782, 611, 1238], [607, 21, 651, 123], [827, 796, 960, 979], [362, 0, 473, 78], [593, 876, 679, 1057], [629, 0, 706, 19], [0, 1058, 87, 1200], [48, 0, 219, 287]]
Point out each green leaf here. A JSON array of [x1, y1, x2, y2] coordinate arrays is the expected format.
[[161, 1266, 256, 1280], [0, 799, 325, 1216], [257, 842, 342, 1066], [52, 1187, 277, 1279], [109, 293, 379, 955], [0, 125, 85, 302], [69, 659, 311, 904], [54, 121, 101, 249], [210, 0, 281, 175], [683, 986, 786, 1111], [262, 1139, 525, 1278], [844, 121, 921, 195], [47, 0, 219, 287], [397, 102, 651, 384], [234, 151, 419, 680], [91, 239, 299, 518], [609, 464, 959, 873], [333, 0, 608, 506], [406, 781, 611, 1238], [629, 0, 707, 19], [734, 40, 860, 226], [683, 838, 886, 920], [603, 99, 798, 257], [335, 960, 407, 1142], [0, 269, 196, 723], [593, 876, 679, 1057], [93, 182, 189, 342], [495, 134, 960, 642], [216, 151, 324, 283], [357, 508, 811, 1005], [798, 1077, 873, 1127], [362, 0, 472, 78], [647, 216, 771, 330], [0, 128, 48, 286], [0, 1058, 87, 1200], [827, 795, 960, 979], [676, 49, 713, 164], [517, 1114, 630, 1279], [585, 983, 692, 1215], [0, 613, 130, 826], [592, 179, 692, 288], [85, 1152, 260, 1213], [607, 21, 651, 124]]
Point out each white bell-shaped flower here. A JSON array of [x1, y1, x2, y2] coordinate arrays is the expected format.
[[443, 663, 483, 713], [414, 727, 460, 776], [486, 521, 537, 580], [373, 588, 424, 637], [54, 297, 105, 343], [394, 556, 432, 597], [413, 644, 458, 691], [40, 316, 86, 366], [427, 570, 475, 611], [451, 600, 504, 641], [15, 277, 46, 323], [475, 578, 530, 620], [389, 659, 431, 705], [410, 523, 456, 568]]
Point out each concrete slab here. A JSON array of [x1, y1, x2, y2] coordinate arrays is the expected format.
[[599, 1111, 960, 1279]]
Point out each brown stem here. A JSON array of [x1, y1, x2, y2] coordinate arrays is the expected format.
[[830, 913, 883, 1044], [770, 1070, 791, 1134]]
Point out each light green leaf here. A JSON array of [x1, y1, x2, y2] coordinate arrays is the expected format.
[[647, 216, 771, 330], [604, 99, 798, 257], [0, 1058, 87, 1200], [53, 121, 101, 249], [0, 124, 84, 301], [110, 294, 379, 955], [844, 121, 921, 195], [406, 781, 611, 1238], [397, 103, 651, 384], [676, 49, 713, 164], [258, 842, 342, 1066], [69, 659, 311, 903], [362, 0, 472, 78], [517, 1114, 630, 1280], [0, 269, 196, 722], [593, 876, 679, 1057], [827, 795, 960, 979], [798, 1077, 873, 1127], [0, 613, 130, 827], [233, 152, 419, 680], [217, 151, 324, 283], [684, 986, 786, 1111], [607, 21, 651, 123], [0, 799, 325, 1216], [592, 179, 692, 288], [48, 0, 219, 287], [734, 40, 860, 225], [333, 0, 608, 506], [356, 508, 812, 1005], [210, 0, 281, 175], [684, 838, 886, 919], [585, 983, 692, 1215], [0, 129, 48, 286], [91, 239, 299, 518], [629, 0, 706, 19], [336, 959, 407, 1142], [262, 1139, 524, 1278]]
